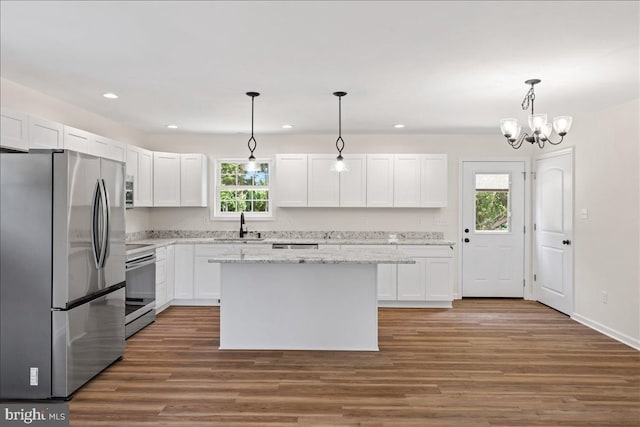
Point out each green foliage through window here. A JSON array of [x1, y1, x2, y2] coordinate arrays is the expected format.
[[218, 161, 270, 214], [476, 190, 509, 231]]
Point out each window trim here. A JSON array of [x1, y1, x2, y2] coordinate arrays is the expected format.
[[211, 158, 274, 220]]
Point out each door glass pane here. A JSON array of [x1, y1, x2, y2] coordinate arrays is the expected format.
[[475, 173, 510, 232]]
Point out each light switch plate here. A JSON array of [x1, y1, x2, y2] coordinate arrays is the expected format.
[[30, 367, 38, 386], [580, 208, 588, 219]]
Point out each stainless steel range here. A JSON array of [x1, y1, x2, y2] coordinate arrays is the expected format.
[[125, 245, 156, 338]]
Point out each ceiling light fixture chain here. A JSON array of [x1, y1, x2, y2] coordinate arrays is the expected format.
[[500, 79, 572, 150]]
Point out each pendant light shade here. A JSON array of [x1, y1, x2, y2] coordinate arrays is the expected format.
[[331, 91, 349, 173], [245, 91, 260, 172]]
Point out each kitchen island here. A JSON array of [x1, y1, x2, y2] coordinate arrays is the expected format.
[[209, 247, 415, 351]]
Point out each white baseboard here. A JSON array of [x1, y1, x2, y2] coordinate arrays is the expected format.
[[572, 313, 640, 350], [378, 300, 452, 308]]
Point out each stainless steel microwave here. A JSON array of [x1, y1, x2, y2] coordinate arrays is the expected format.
[[125, 175, 134, 209]]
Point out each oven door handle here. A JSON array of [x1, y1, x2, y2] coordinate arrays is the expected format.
[[126, 256, 156, 271]]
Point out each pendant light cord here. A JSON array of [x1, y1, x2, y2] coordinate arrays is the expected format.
[[247, 94, 257, 155], [335, 94, 345, 155]]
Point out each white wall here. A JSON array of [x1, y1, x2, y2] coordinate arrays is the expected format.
[[540, 98, 639, 348], [0, 77, 150, 233]]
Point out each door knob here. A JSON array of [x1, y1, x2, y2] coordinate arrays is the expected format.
[[464, 238, 470, 243], [562, 239, 571, 245]]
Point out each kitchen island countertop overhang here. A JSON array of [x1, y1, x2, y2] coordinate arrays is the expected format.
[[215, 247, 415, 351]]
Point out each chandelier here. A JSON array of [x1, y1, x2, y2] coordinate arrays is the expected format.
[[500, 79, 572, 149]]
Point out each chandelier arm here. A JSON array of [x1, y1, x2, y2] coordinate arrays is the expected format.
[[506, 132, 528, 149], [546, 134, 565, 145]]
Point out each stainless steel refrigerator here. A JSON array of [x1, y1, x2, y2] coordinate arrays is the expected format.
[[0, 150, 126, 399]]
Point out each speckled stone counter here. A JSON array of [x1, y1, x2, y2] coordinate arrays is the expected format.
[[207, 247, 416, 264]]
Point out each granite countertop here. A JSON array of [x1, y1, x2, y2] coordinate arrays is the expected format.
[[206, 247, 416, 264], [126, 237, 455, 255]]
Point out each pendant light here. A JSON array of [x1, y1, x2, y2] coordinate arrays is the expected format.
[[500, 79, 573, 149], [245, 91, 260, 172], [331, 91, 349, 172]]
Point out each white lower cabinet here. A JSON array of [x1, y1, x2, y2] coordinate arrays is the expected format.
[[155, 247, 169, 313], [194, 245, 226, 301], [174, 244, 195, 300], [166, 245, 175, 304], [378, 245, 454, 307]]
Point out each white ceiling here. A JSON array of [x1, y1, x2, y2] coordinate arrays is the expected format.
[[1, 1, 638, 135]]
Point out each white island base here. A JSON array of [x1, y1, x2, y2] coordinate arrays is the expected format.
[[220, 263, 378, 351]]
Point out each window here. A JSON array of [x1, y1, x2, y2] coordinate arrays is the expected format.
[[475, 173, 510, 232], [214, 160, 272, 218]]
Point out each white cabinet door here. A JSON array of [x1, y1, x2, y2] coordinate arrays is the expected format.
[[366, 155, 394, 207], [276, 154, 307, 206], [29, 116, 63, 149], [193, 245, 229, 300], [307, 155, 339, 207], [194, 257, 221, 299], [174, 244, 195, 299], [421, 154, 448, 207], [1, 108, 29, 151], [153, 152, 181, 206], [155, 247, 168, 311], [393, 155, 421, 207], [137, 148, 154, 206], [339, 154, 367, 207], [378, 263, 398, 300], [166, 245, 175, 305], [425, 257, 452, 301], [63, 126, 93, 154], [397, 257, 427, 300], [92, 135, 125, 162], [180, 154, 208, 207]]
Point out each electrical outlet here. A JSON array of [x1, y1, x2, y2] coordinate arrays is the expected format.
[[30, 367, 38, 386], [580, 208, 589, 219], [601, 291, 608, 304]]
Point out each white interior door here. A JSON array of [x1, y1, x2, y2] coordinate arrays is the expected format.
[[461, 161, 525, 297], [534, 149, 574, 315]]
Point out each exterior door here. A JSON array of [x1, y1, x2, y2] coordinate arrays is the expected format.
[[534, 149, 574, 315], [461, 161, 525, 297]]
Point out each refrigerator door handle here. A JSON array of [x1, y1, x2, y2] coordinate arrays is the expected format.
[[98, 179, 110, 269], [90, 179, 101, 269]]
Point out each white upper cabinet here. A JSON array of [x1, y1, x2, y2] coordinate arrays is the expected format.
[[63, 126, 93, 154], [1, 108, 29, 151], [393, 154, 421, 207], [180, 153, 208, 207], [307, 155, 339, 207], [366, 155, 394, 207], [276, 154, 308, 207], [126, 145, 154, 207], [92, 135, 126, 162], [339, 154, 367, 207], [28, 116, 63, 149], [421, 154, 448, 207], [153, 152, 181, 206]]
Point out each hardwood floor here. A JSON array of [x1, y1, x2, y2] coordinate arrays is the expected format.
[[70, 300, 640, 426]]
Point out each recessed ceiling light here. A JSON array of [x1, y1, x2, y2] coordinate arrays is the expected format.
[[282, 124, 294, 129], [102, 93, 118, 99], [393, 124, 405, 128], [167, 125, 178, 129]]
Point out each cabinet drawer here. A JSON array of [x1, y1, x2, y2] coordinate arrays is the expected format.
[[194, 244, 232, 257], [156, 247, 167, 261], [397, 245, 452, 258]]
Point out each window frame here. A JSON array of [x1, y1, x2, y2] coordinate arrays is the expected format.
[[211, 158, 274, 220]]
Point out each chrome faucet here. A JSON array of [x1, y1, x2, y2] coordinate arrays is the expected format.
[[239, 212, 247, 238]]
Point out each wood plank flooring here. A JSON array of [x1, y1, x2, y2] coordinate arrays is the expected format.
[[70, 299, 640, 426]]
